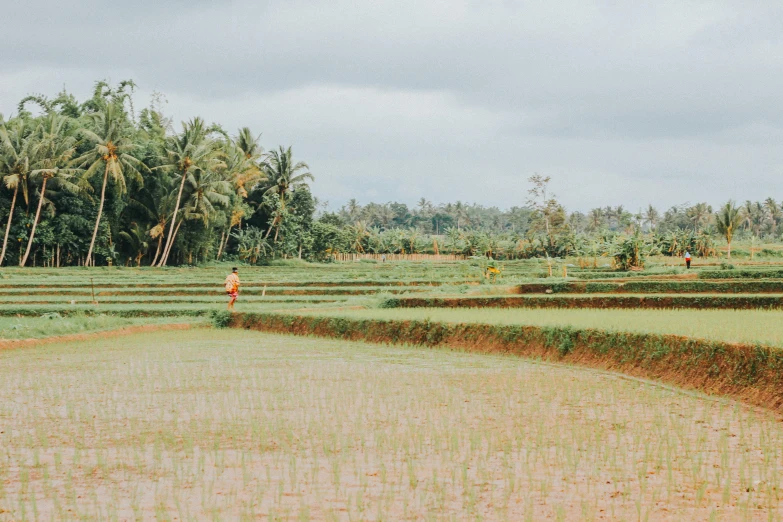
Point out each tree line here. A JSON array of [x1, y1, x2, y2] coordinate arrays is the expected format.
[[0, 81, 317, 267], [325, 176, 759, 264], [0, 81, 771, 268]]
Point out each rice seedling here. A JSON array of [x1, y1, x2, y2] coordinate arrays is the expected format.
[[0, 329, 781, 519]]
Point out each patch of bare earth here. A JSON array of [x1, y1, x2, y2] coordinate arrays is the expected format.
[[0, 330, 781, 520]]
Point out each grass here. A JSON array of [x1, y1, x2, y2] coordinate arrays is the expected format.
[[0, 314, 198, 340], [305, 307, 783, 347], [0, 329, 780, 520], [0, 300, 357, 318]]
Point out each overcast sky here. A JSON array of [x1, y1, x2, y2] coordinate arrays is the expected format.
[[2, 1, 782, 212]]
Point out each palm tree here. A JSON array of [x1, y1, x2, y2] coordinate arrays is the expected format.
[[643, 204, 660, 232], [614, 205, 631, 230], [416, 198, 433, 217], [0, 117, 37, 266], [350, 221, 370, 253], [686, 202, 711, 233], [20, 115, 80, 266], [155, 118, 224, 266], [159, 168, 231, 266], [376, 204, 395, 230], [454, 201, 469, 230], [127, 173, 178, 266], [228, 128, 265, 198], [763, 197, 782, 235], [262, 146, 313, 240], [406, 227, 422, 253], [217, 205, 247, 260], [740, 200, 765, 236], [75, 103, 145, 266], [213, 132, 265, 259], [345, 198, 362, 222], [181, 169, 232, 224], [118, 222, 149, 266], [587, 208, 604, 232], [715, 201, 742, 259]]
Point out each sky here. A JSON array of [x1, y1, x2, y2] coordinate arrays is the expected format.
[[1, 0, 782, 213]]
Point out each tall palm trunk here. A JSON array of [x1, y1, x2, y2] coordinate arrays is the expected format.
[[273, 222, 281, 242], [217, 231, 225, 259], [158, 169, 188, 267], [0, 185, 18, 266], [160, 219, 183, 266], [217, 226, 233, 260], [265, 218, 276, 239], [86, 164, 110, 267], [265, 192, 287, 241], [150, 234, 163, 266], [20, 177, 48, 267]]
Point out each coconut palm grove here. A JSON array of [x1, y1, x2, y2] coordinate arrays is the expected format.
[[0, 81, 775, 269]]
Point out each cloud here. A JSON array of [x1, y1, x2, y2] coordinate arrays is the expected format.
[[2, 0, 783, 210]]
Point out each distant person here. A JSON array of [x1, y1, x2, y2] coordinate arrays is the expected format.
[[684, 251, 691, 269], [224, 267, 240, 310], [381, 254, 386, 263]]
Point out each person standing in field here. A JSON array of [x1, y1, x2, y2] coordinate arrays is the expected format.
[[684, 250, 692, 269], [225, 267, 240, 310]]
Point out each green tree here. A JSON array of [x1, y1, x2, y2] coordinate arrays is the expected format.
[[118, 222, 149, 266], [75, 103, 145, 266], [526, 174, 563, 250], [155, 118, 224, 266], [643, 204, 660, 232], [0, 117, 37, 266], [262, 146, 313, 241], [686, 202, 712, 233], [127, 172, 178, 266], [715, 201, 742, 259], [20, 115, 80, 266], [349, 221, 370, 253], [229, 128, 265, 198]]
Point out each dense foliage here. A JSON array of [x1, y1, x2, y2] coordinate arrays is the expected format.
[[1, 81, 780, 267]]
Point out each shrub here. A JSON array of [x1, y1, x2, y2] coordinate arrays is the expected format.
[[378, 297, 401, 308], [209, 310, 233, 328], [699, 269, 783, 279]]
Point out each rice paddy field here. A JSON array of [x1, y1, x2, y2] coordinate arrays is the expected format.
[[1, 330, 781, 520], [2, 260, 783, 519]]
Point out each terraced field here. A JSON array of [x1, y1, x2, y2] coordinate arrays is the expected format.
[[3, 261, 782, 317], [2, 260, 783, 519]]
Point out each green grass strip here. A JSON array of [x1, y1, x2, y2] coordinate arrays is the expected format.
[[382, 295, 783, 310]]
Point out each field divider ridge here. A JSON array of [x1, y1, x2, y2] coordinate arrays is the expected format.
[[383, 295, 783, 310]]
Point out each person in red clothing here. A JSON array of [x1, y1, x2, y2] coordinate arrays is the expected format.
[[684, 251, 691, 269], [224, 267, 240, 310]]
